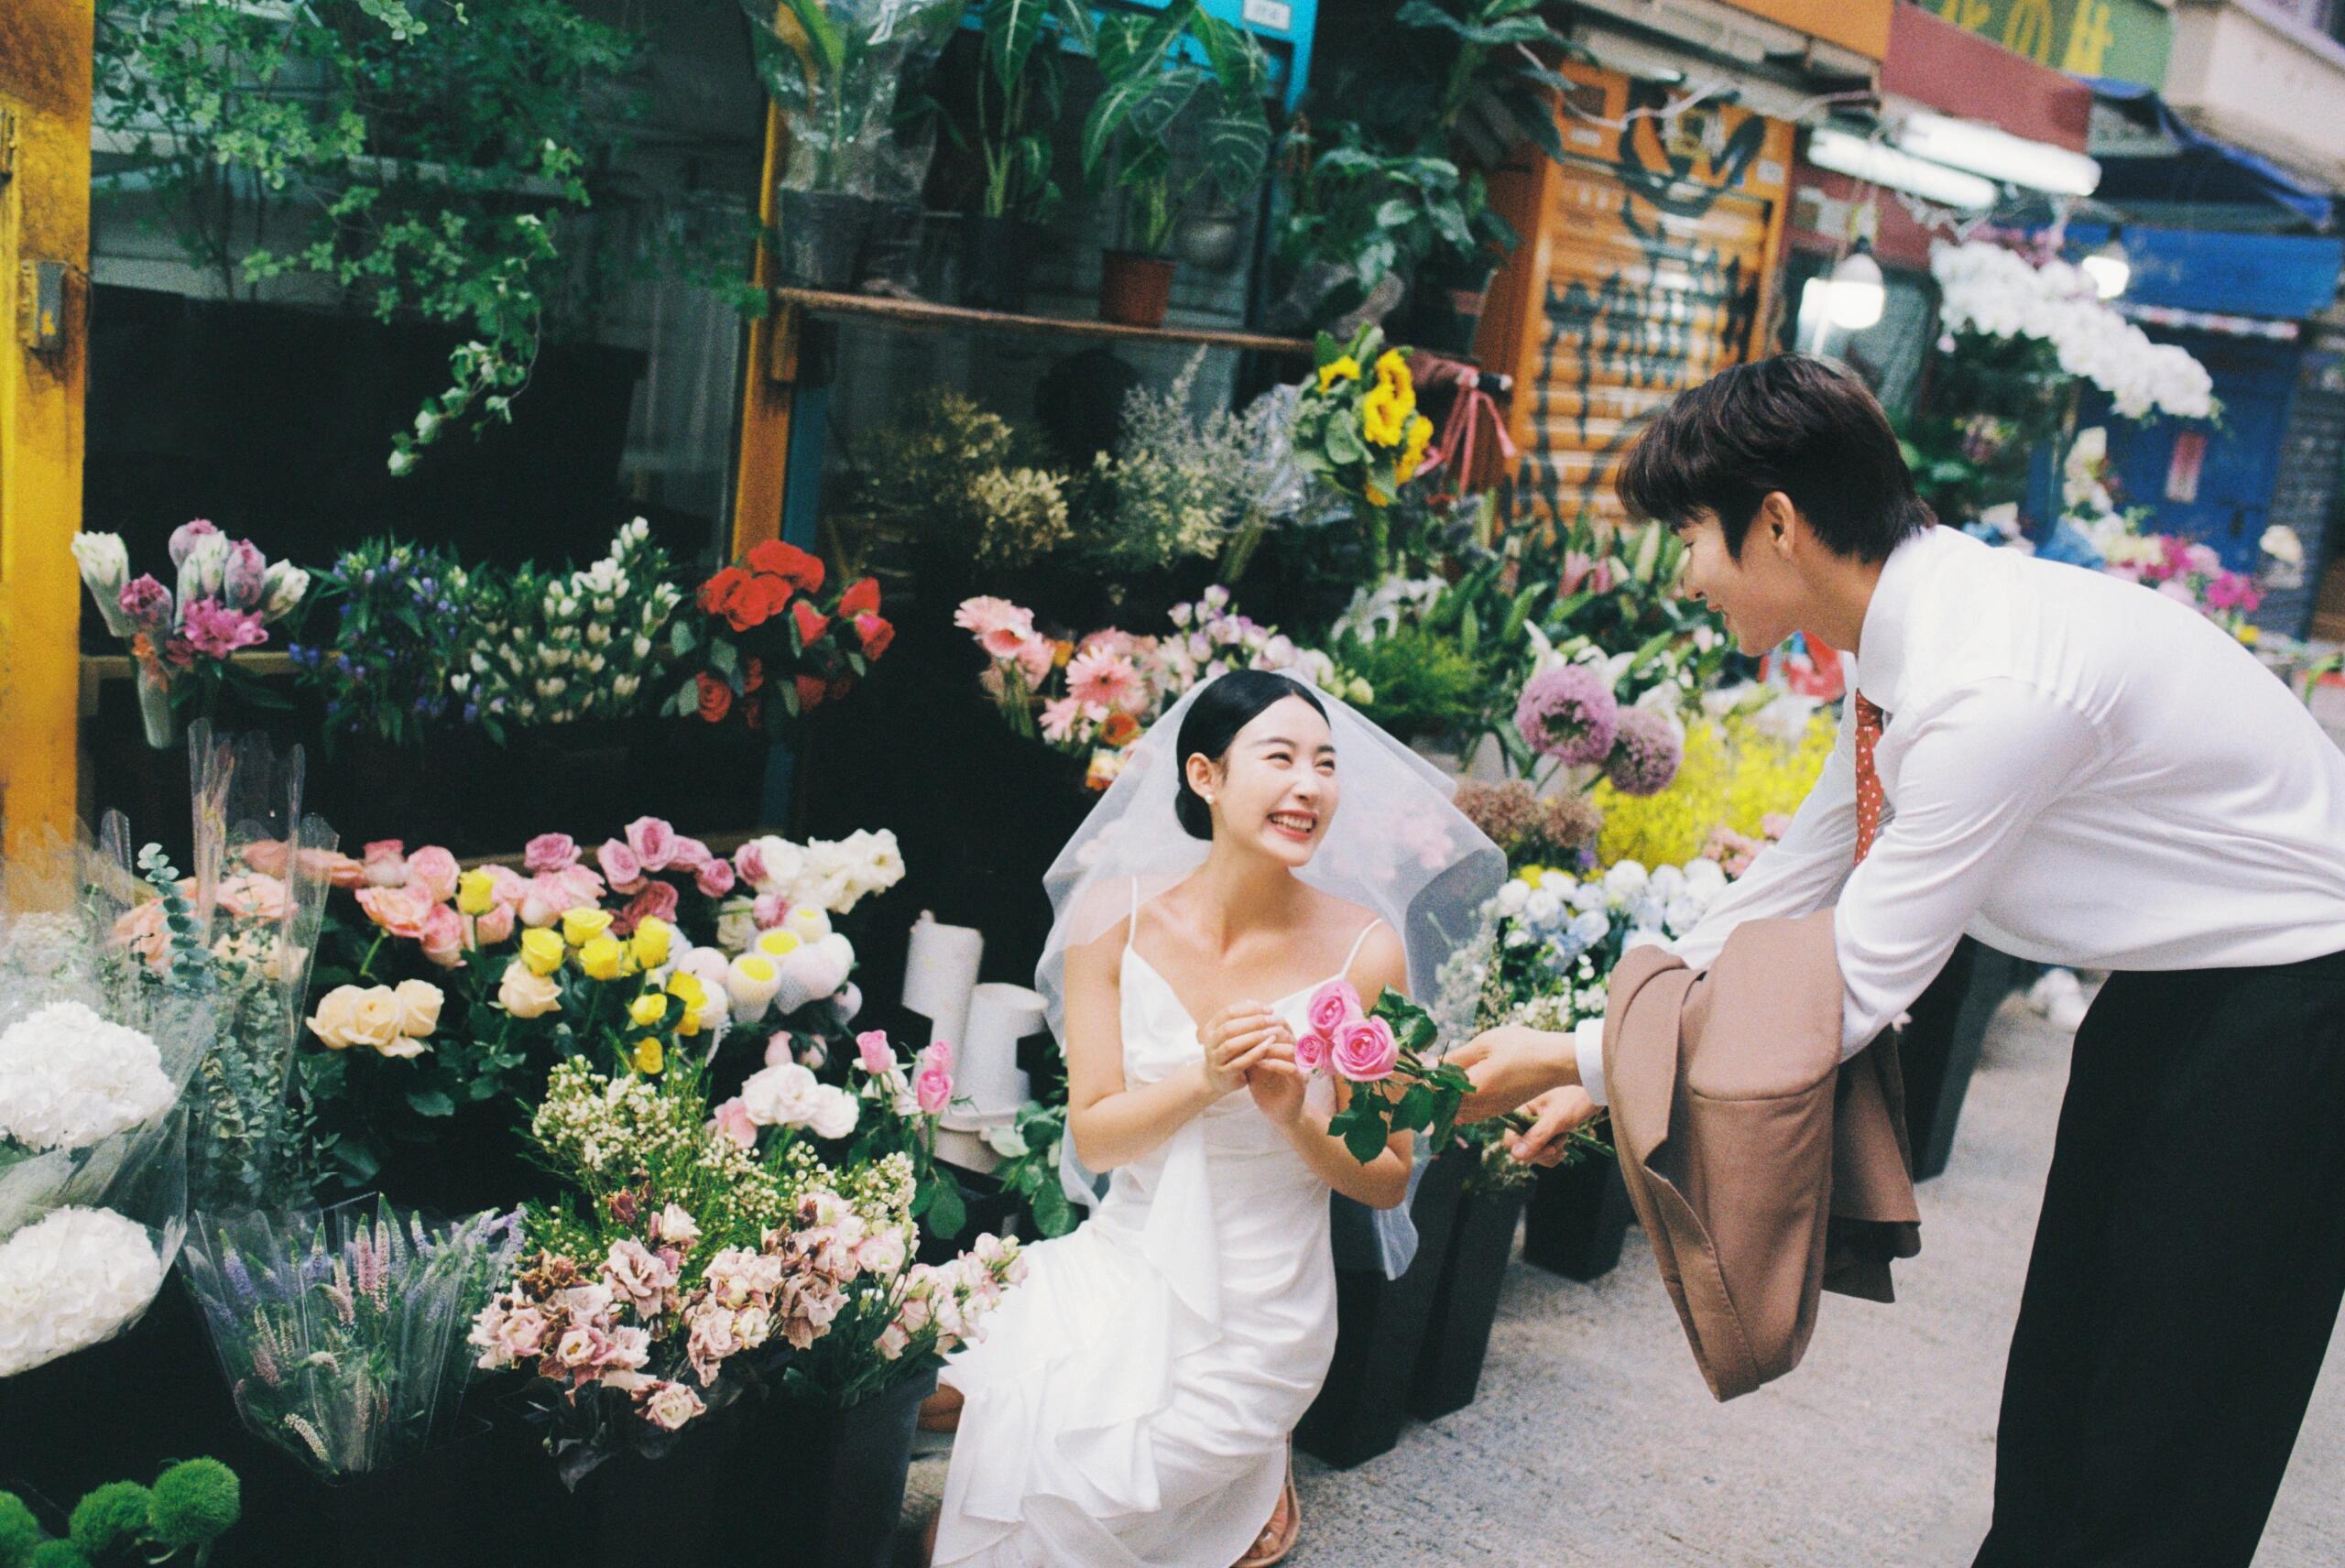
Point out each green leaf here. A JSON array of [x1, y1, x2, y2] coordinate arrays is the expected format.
[[1031, 1181, 1074, 1237], [775, 0, 846, 83], [984, 0, 1046, 93], [1342, 1110, 1391, 1165], [928, 1179, 968, 1240], [406, 1088, 455, 1118]]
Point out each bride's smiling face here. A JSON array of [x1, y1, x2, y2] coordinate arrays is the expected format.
[[1191, 695, 1340, 867]]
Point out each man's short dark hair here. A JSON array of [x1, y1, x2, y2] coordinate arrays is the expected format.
[[1617, 354, 1935, 561]]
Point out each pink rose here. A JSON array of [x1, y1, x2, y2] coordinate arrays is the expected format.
[[524, 833, 580, 874], [616, 881, 679, 937], [712, 1098, 757, 1148], [469, 901, 517, 947], [626, 816, 677, 872], [733, 840, 769, 887], [167, 517, 221, 568], [484, 863, 529, 908], [1295, 1030, 1330, 1073], [420, 902, 468, 969], [1306, 980, 1364, 1039], [361, 840, 408, 887], [856, 1030, 896, 1074], [1330, 1016, 1399, 1083], [922, 1040, 954, 1074], [668, 836, 712, 871], [916, 1064, 953, 1115], [694, 858, 736, 898], [753, 891, 790, 930], [596, 838, 645, 895], [517, 877, 564, 930], [552, 864, 606, 909], [405, 845, 461, 905], [555, 1325, 608, 1371], [356, 886, 434, 941], [764, 1034, 797, 1069]]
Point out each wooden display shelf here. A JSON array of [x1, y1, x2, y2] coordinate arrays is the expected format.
[[79, 650, 296, 716], [769, 287, 1314, 358]]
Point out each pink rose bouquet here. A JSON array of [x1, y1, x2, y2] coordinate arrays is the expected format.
[[1298, 980, 1477, 1164]]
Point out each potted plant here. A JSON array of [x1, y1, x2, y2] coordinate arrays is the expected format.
[[1078, 0, 1273, 328], [747, 0, 964, 290], [954, 0, 1095, 310], [1408, 1128, 1538, 1421]]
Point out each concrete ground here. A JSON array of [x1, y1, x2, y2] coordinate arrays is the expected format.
[[905, 995, 2345, 1564]]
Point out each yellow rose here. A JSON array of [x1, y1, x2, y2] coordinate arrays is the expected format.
[[562, 907, 614, 946], [456, 869, 496, 917], [306, 985, 367, 1050], [1316, 354, 1361, 393], [498, 960, 562, 1020], [520, 928, 565, 976], [347, 986, 404, 1051], [578, 934, 627, 982], [631, 1038, 665, 1075], [666, 973, 708, 1038], [755, 929, 802, 961], [628, 916, 672, 969], [628, 990, 669, 1029], [392, 978, 443, 1037]]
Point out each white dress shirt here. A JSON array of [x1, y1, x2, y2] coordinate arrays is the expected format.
[[1575, 523, 2345, 1106]]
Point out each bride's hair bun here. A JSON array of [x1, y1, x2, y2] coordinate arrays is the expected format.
[[1172, 670, 1326, 840]]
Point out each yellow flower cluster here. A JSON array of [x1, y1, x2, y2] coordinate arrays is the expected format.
[[1591, 712, 1835, 870], [1317, 355, 1360, 393], [1361, 349, 1416, 449], [499, 909, 680, 1039]]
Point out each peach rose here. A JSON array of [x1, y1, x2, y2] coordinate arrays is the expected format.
[[419, 902, 467, 969], [393, 978, 442, 1037], [356, 886, 434, 941], [405, 845, 462, 905], [307, 985, 368, 1049], [498, 961, 562, 1019], [469, 901, 517, 948], [346, 986, 405, 1051], [361, 840, 409, 887]]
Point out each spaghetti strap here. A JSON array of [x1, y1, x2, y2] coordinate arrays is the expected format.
[[1336, 918, 1384, 980]]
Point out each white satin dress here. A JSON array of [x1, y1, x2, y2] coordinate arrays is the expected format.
[[932, 901, 1383, 1567]]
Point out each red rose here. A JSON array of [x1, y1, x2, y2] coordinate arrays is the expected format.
[[734, 573, 793, 632], [838, 576, 881, 617], [698, 567, 748, 616], [791, 600, 832, 648], [851, 611, 894, 659], [827, 677, 854, 702], [794, 674, 827, 713], [747, 540, 825, 593], [741, 655, 765, 693], [695, 672, 733, 724]]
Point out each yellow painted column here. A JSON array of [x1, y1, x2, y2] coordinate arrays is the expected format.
[[730, 25, 798, 560], [0, 0, 93, 858]]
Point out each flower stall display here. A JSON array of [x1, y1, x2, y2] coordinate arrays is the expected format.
[[450, 519, 684, 739], [959, 588, 1369, 791], [178, 1201, 521, 1476], [72, 522, 309, 748], [468, 1054, 1023, 1485], [288, 539, 467, 753], [0, 1458, 244, 1565], [1590, 694, 1837, 874], [1079, 355, 1302, 579], [671, 540, 892, 731]]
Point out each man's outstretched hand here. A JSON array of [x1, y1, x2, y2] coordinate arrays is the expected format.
[[1450, 1023, 1580, 1125], [1507, 1087, 1603, 1167]]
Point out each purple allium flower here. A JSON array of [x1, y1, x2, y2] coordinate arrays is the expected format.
[[1514, 664, 1620, 767], [1604, 706, 1684, 797]]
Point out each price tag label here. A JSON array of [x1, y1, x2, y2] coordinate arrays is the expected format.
[[1243, 0, 1292, 30]]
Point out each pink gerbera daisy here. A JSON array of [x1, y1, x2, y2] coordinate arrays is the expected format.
[[1066, 649, 1144, 713]]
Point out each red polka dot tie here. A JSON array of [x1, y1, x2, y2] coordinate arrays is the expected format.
[[1853, 691, 1888, 866]]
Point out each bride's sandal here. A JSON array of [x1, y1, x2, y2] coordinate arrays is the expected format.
[[1234, 1454, 1301, 1568]]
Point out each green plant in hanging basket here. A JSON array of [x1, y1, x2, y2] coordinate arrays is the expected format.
[[1079, 0, 1273, 256]]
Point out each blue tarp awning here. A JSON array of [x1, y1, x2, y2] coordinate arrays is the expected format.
[[2084, 78, 2335, 228], [2062, 223, 2344, 320]]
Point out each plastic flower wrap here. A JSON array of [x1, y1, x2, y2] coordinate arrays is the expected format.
[[178, 1199, 520, 1476], [0, 830, 218, 1378], [71, 521, 308, 749]]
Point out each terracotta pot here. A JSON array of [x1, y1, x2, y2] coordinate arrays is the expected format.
[[1097, 250, 1176, 328]]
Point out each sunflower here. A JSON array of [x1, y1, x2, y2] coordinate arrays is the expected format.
[[1361, 383, 1407, 447], [1395, 414, 1436, 482], [1317, 355, 1362, 393]]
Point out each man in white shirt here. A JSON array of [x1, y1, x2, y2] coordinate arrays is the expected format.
[[1457, 354, 2345, 1566]]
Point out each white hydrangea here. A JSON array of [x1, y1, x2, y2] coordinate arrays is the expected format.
[[0, 1206, 168, 1376], [0, 1002, 173, 1152]]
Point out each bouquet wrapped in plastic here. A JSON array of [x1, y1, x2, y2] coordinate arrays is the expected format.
[[179, 1198, 521, 1475], [104, 724, 340, 1208], [0, 829, 216, 1378]]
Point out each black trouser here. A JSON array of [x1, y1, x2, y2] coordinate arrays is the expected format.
[[1974, 951, 2345, 1567]]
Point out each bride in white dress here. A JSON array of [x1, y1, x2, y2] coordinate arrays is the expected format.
[[929, 670, 1503, 1568]]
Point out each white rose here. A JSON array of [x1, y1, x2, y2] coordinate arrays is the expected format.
[[740, 1062, 817, 1127], [808, 1084, 859, 1141], [1522, 888, 1564, 926]]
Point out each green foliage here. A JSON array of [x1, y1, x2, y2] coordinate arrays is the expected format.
[[291, 539, 465, 754], [66, 1485, 152, 1558], [0, 1493, 40, 1568], [749, 0, 963, 194], [1339, 625, 1485, 746], [1080, 0, 1272, 256], [963, 0, 1096, 220], [987, 1100, 1077, 1238], [93, 0, 645, 472], [26, 1542, 87, 1568], [146, 1460, 242, 1553]]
